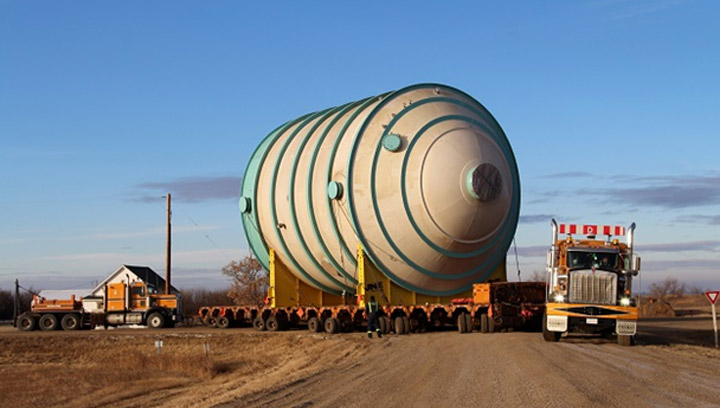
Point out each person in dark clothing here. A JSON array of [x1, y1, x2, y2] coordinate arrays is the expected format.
[[366, 295, 382, 338]]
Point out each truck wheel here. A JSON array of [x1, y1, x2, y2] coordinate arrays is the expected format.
[[480, 314, 489, 333], [464, 314, 473, 333], [216, 316, 230, 329], [542, 312, 561, 342], [266, 316, 281, 332], [147, 312, 165, 329], [324, 317, 339, 334], [17, 314, 36, 331], [39, 314, 59, 331], [618, 334, 635, 347], [61, 314, 81, 330], [488, 316, 496, 333], [253, 316, 266, 331], [457, 314, 467, 333], [308, 317, 321, 333], [378, 316, 388, 334]]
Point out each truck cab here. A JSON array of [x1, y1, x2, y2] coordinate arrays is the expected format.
[[543, 220, 641, 346]]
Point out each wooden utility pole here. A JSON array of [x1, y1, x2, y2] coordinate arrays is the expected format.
[[165, 193, 172, 295], [13, 278, 19, 327]]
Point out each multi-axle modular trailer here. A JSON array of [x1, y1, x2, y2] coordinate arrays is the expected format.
[[199, 247, 546, 334]]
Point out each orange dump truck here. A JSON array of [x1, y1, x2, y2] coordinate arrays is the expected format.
[[16, 281, 181, 331]]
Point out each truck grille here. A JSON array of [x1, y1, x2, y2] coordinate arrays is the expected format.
[[569, 270, 617, 305]]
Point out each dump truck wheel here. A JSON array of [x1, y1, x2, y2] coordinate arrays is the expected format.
[[39, 314, 59, 331], [480, 314, 489, 333], [457, 314, 467, 333], [402, 316, 410, 335], [324, 317, 339, 334], [378, 316, 388, 334], [216, 316, 230, 329], [464, 314, 473, 333], [147, 312, 165, 329], [61, 314, 81, 331], [253, 316, 266, 331], [542, 312, 561, 342], [18, 314, 36, 331], [308, 317, 321, 333], [617, 334, 635, 347]]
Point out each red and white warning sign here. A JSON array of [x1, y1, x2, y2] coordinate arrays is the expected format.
[[706, 291, 720, 305], [559, 224, 626, 236]]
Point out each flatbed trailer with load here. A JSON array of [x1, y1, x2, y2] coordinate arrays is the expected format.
[[198, 247, 546, 335]]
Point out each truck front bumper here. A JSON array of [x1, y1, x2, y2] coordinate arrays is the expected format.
[[546, 303, 638, 334]]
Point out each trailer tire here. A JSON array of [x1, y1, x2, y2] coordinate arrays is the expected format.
[[61, 314, 81, 331], [266, 316, 281, 332], [39, 314, 59, 331], [480, 314, 489, 333], [253, 316, 266, 331], [542, 312, 561, 342], [402, 316, 410, 335], [216, 316, 230, 329], [324, 317, 339, 334], [457, 314, 467, 334], [378, 316, 388, 334], [18, 314, 36, 331], [617, 334, 635, 347], [464, 314, 473, 333], [394, 316, 406, 335], [308, 317, 322, 333]]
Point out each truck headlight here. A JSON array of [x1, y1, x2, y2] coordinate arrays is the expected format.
[[619, 297, 631, 306], [553, 293, 565, 303]]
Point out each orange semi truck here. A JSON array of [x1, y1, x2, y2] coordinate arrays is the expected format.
[[16, 281, 181, 331], [543, 220, 641, 346]]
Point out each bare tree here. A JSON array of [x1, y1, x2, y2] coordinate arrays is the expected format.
[[180, 288, 233, 318], [528, 270, 546, 282], [222, 256, 268, 306], [649, 277, 686, 299]]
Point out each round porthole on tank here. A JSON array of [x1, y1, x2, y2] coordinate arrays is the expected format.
[[239, 197, 252, 213], [327, 181, 344, 200], [382, 133, 402, 152], [466, 163, 503, 202]]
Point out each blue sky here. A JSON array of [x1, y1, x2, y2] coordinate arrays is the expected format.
[[1, 1, 718, 292]]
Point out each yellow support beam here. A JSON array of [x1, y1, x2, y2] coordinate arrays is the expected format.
[[268, 248, 346, 307], [356, 243, 508, 307]]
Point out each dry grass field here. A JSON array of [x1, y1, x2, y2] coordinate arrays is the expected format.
[[0, 328, 369, 407]]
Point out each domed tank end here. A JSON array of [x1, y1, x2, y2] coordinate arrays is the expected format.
[[466, 164, 503, 202]]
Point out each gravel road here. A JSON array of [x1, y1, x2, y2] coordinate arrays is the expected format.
[[233, 321, 720, 408]]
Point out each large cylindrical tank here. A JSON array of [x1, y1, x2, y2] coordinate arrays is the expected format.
[[240, 83, 520, 296]]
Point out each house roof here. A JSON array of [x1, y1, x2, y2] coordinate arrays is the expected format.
[[91, 264, 180, 294]]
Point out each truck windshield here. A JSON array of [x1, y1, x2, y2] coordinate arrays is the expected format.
[[567, 251, 619, 271]]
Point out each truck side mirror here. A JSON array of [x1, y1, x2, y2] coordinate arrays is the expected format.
[[634, 255, 641, 273]]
